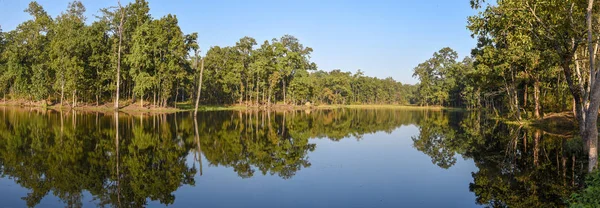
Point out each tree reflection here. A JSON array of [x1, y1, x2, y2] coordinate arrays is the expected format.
[[0, 109, 196, 207], [0, 107, 580, 207], [412, 110, 586, 207], [411, 110, 460, 169], [0, 108, 423, 207]]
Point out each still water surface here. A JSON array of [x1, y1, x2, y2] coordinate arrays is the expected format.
[[0, 108, 586, 207]]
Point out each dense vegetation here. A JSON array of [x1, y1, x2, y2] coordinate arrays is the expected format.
[[408, 0, 600, 172], [0, 0, 412, 108]]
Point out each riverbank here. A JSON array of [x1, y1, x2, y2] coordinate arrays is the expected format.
[[0, 100, 458, 113]]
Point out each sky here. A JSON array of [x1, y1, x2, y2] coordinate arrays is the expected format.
[[0, 0, 478, 84]]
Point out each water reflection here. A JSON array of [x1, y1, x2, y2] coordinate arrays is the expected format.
[[412, 110, 586, 207], [0, 107, 587, 207]]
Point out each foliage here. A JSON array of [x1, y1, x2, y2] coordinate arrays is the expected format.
[[570, 170, 600, 207], [0, 1, 415, 107]]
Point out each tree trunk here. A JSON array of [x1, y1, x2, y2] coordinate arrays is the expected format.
[[268, 86, 272, 107], [513, 80, 521, 120], [60, 80, 65, 108], [585, 0, 598, 172], [239, 82, 243, 105], [524, 84, 528, 108], [72, 90, 76, 108], [534, 129, 541, 166], [573, 98, 577, 119], [283, 79, 286, 104], [585, 108, 599, 172], [175, 86, 179, 108], [115, 1, 124, 111], [534, 80, 541, 119], [194, 58, 204, 116]]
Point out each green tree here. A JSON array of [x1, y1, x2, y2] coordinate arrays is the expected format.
[[412, 47, 459, 106], [50, 1, 87, 107]]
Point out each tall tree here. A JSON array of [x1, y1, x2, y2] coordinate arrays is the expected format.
[[2, 2, 53, 101], [115, 0, 124, 109], [412, 47, 459, 106], [469, 0, 599, 170], [50, 1, 87, 107]]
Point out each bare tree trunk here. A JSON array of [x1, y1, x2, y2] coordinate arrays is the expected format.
[[512, 73, 522, 120], [585, 0, 599, 172], [194, 58, 204, 116], [72, 90, 76, 108], [115, 1, 125, 111], [585, 97, 600, 172], [534, 80, 541, 119], [60, 80, 65, 108], [524, 84, 528, 108], [175, 85, 179, 108]]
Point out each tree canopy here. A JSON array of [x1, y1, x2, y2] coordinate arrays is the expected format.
[[0, 0, 414, 108]]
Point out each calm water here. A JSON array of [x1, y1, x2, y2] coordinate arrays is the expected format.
[[0, 108, 586, 207]]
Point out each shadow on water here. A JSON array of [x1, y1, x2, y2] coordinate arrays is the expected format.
[[0, 107, 587, 207]]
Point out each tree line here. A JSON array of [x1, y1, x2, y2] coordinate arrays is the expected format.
[[0, 0, 413, 108], [410, 0, 600, 172]]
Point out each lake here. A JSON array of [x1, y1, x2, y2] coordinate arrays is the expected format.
[[0, 107, 585, 207]]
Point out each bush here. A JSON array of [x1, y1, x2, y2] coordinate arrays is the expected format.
[[569, 170, 600, 207]]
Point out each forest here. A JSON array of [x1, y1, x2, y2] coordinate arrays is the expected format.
[[409, 0, 600, 173], [5, 0, 600, 176], [0, 0, 413, 108]]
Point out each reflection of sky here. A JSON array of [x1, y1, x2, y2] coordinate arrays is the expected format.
[[171, 124, 480, 208], [0, 124, 479, 207], [0, 178, 95, 207]]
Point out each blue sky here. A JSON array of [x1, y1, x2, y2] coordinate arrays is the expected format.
[[0, 0, 478, 84]]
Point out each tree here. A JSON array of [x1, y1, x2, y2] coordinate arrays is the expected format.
[[272, 35, 316, 104], [234, 36, 256, 105], [469, 0, 600, 171], [2, 2, 53, 101], [0, 1, 414, 108], [50, 1, 87, 107], [83, 21, 112, 105], [115, 0, 124, 109], [412, 47, 459, 106]]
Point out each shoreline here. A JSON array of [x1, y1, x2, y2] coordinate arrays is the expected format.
[[0, 100, 460, 113]]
